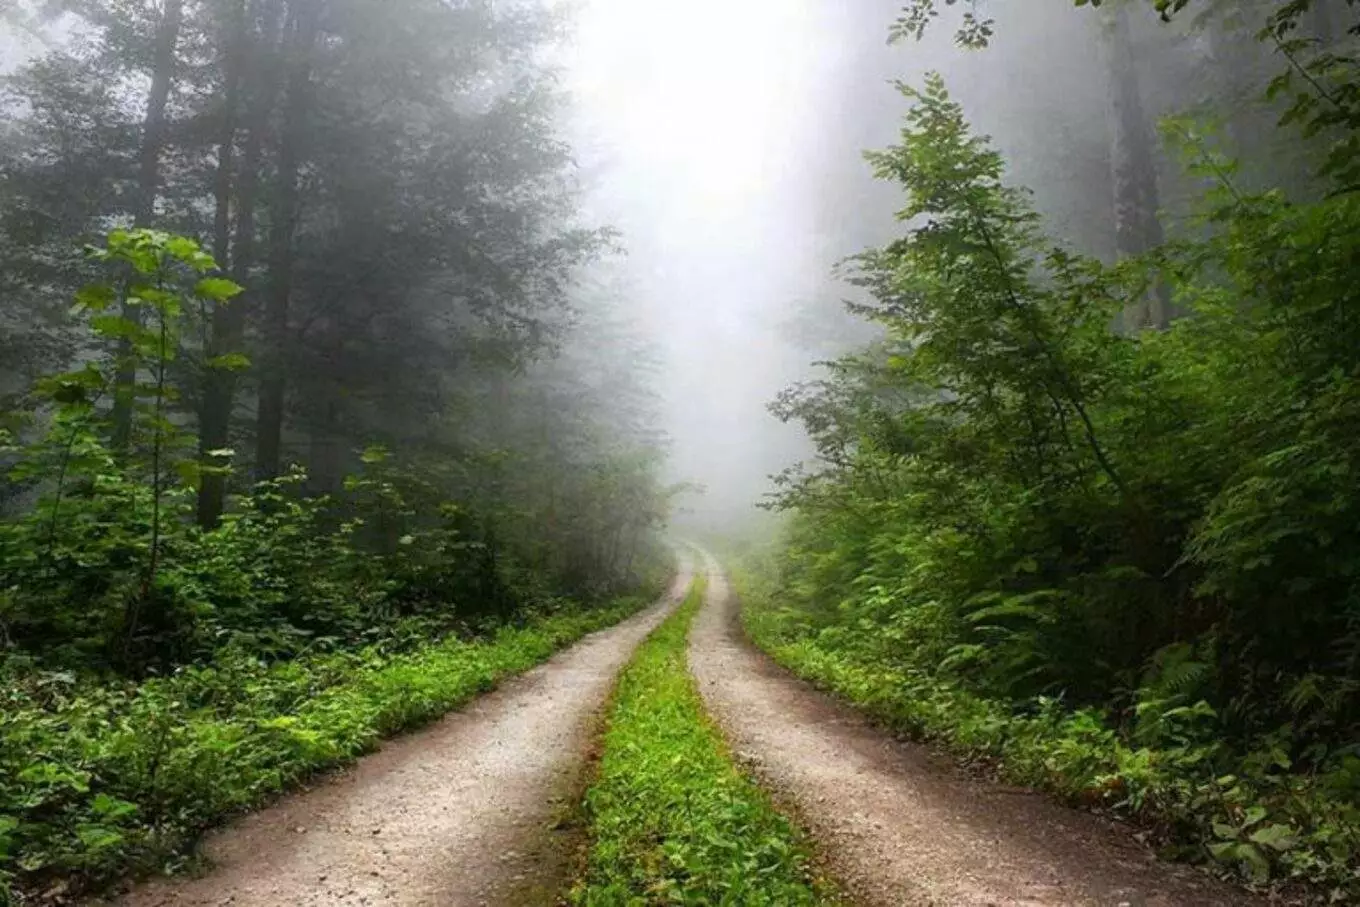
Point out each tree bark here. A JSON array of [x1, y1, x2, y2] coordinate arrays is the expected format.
[[254, 0, 320, 481], [197, 0, 286, 525], [111, 0, 185, 452], [196, 0, 248, 528], [1101, 3, 1171, 332]]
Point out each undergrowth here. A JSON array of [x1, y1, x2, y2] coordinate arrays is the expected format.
[[570, 578, 836, 906], [734, 565, 1360, 903], [0, 589, 660, 905]]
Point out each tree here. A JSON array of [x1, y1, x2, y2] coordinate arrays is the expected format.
[[891, 0, 1330, 47], [252, 0, 319, 481], [1101, 1, 1171, 329]]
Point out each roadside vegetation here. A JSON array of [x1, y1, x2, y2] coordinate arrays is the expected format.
[[2, 589, 660, 903], [753, 10, 1360, 898], [571, 578, 835, 906]]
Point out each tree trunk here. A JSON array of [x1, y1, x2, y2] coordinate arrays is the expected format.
[[196, 0, 286, 524], [111, 0, 185, 452], [306, 404, 344, 497], [1101, 3, 1171, 332], [196, 0, 248, 528], [1203, 7, 1256, 142], [254, 0, 320, 481]]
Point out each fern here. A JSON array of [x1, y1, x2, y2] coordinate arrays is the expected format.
[[1134, 641, 1217, 746], [1141, 642, 1212, 703]]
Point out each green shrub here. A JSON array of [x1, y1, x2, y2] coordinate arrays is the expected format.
[[754, 65, 1360, 903]]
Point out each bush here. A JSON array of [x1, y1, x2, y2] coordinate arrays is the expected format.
[[757, 70, 1360, 902]]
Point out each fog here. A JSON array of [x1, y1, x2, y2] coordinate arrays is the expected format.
[[0, 0, 1289, 531], [563, 0, 838, 529], [561, 0, 1185, 530]]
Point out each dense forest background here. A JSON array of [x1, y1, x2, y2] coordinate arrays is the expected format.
[[748, 0, 1360, 897], [0, 0, 672, 672]]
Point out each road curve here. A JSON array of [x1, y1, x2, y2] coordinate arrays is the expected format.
[[99, 564, 693, 907], [687, 550, 1261, 907]]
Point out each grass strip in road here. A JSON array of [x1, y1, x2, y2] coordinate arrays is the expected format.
[[570, 578, 835, 906], [1, 591, 661, 904]]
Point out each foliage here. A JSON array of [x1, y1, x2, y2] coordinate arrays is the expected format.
[[737, 565, 1360, 900], [0, 227, 668, 670], [0, 231, 242, 667], [761, 58, 1360, 900], [571, 579, 836, 906], [0, 588, 660, 903], [0, 0, 671, 641], [892, 0, 1336, 48], [0, 0, 671, 899]]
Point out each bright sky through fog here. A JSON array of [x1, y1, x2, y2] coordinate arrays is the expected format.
[[563, 0, 834, 513], [569, 0, 819, 216]]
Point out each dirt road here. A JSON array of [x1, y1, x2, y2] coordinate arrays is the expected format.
[[100, 566, 692, 907], [687, 551, 1261, 907]]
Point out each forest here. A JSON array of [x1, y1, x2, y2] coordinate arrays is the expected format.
[[746, 0, 1360, 899], [0, 0, 671, 900], [1, 0, 1358, 904]]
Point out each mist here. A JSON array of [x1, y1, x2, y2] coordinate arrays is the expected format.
[[0, 0, 1276, 530], [560, 0, 1215, 532]]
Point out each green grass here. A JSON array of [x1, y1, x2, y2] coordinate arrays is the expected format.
[[0, 591, 660, 904], [571, 578, 836, 906]]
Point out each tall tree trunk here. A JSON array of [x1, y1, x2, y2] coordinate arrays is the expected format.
[[111, 0, 185, 452], [1101, 3, 1171, 332], [254, 0, 320, 481], [1204, 6, 1256, 144], [197, 0, 248, 528], [307, 394, 344, 496], [197, 0, 286, 525]]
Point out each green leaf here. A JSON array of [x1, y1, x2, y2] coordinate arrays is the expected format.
[[76, 824, 124, 851], [91, 793, 138, 821], [1207, 840, 1269, 881], [176, 460, 203, 485], [51, 381, 89, 405], [1249, 823, 1297, 852], [165, 236, 201, 260], [207, 352, 251, 371], [90, 314, 143, 341], [0, 815, 17, 859], [196, 278, 245, 302], [75, 284, 118, 313]]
